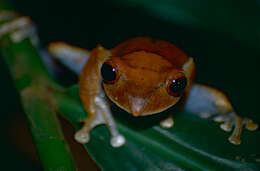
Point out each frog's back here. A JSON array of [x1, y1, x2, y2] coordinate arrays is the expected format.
[[111, 37, 189, 69]]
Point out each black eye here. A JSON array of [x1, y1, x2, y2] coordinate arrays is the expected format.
[[101, 62, 117, 84], [168, 77, 187, 96]]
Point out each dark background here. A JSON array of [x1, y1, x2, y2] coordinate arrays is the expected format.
[[0, 0, 259, 170]]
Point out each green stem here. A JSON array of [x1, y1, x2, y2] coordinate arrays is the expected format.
[[0, 28, 76, 171]]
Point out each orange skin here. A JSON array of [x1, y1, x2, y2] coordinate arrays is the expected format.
[[47, 37, 257, 147], [79, 37, 195, 117]]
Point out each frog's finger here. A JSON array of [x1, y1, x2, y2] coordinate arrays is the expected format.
[[160, 115, 174, 128], [220, 116, 233, 132], [212, 113, 231, 122], [244, 118, 258, 131], [217, 112, 258, 145], [228, 114, 243, 145]]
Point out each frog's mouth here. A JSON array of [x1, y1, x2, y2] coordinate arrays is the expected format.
[[108, 94, 181, 117]]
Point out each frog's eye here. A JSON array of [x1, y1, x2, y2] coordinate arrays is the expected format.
[[167, 77, 187, 97], [101, 62, 118, 84]]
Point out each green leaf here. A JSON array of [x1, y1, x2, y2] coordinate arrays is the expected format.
[[0, 36, 76, 170], [56, 85, 260, 170]]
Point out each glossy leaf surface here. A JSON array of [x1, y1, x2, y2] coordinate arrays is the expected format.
[[56, 85, 260, 170]]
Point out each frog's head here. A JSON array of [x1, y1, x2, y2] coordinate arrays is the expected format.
[[101, 51, 188, 117]]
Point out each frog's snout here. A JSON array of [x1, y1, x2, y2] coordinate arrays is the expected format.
[[128, 95, 147, 116]]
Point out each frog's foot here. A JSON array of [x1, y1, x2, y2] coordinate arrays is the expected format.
[[75, 96, 126, 148], [74, 109, 105, 144], [212, 112, 258, 145], [184, 84, 258, 145], [160, 115, 174, 128], [0, 11, 38, 44]]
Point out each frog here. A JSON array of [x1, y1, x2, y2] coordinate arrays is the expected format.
[[48, 37, 258, 148], [0, 11, 258, 148]]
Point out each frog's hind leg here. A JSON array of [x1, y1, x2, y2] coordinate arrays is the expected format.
[[48, 42, 90, 75], [0, 11, 38, 44], [184, 84, 258, 145], [94, 96, 126, 147]]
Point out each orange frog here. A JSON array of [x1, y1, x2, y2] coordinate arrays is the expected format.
[[1, 12, 257, 148], [48, 37, 258, 147]]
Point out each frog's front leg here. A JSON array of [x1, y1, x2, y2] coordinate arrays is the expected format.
[[184, 84, 258, 145], [74, 93, 125, 147], [75, 46, 125, 148]]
